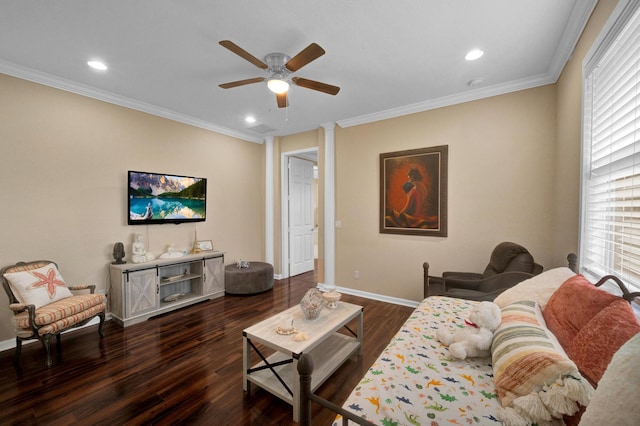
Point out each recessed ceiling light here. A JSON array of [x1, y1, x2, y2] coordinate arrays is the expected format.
[[245, 116, 256, 124], [465, 49, 484, 61], [87, 60, 108, 71]]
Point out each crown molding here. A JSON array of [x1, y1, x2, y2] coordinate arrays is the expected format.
[[337, 73, 555, 129], [0, 60, 263, 144], [547, 0, 598, 80]]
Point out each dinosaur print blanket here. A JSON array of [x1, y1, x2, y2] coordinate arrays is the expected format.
[[333, 296, 501, 426]]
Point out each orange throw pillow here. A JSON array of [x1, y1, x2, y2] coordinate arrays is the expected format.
[[542, 275, 619, 350], [567, 299, 640, 386]]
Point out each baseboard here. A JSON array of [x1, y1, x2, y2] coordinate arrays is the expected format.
[[316, 282, 420, 308], [0, 313, 112, 353], [0, 337, 18, 353]]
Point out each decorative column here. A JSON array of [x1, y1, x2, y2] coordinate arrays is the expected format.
[[322, 123, 336, 290], [264, 136, 274, 266]]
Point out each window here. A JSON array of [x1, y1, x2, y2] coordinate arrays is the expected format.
[[581, 1, 640, 291]]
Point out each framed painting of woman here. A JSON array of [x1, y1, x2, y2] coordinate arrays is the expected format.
[[380, 145, 448, 236]]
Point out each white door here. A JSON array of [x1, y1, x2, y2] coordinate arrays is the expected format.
[[289, 157, 315, 276]]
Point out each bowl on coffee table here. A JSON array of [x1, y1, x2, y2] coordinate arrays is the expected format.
[[323, 291, 342, 309]]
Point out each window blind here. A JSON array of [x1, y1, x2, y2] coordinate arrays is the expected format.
[[581, 2, 640, 290]]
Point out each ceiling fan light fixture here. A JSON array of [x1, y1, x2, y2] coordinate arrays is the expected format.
[[267, 78, 290, 94], [218, 41, 339, 108]]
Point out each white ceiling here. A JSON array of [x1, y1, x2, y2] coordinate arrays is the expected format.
[[0, 1, 596, 143]]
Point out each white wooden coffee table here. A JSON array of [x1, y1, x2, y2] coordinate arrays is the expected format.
[[242, 301, 363, 422]]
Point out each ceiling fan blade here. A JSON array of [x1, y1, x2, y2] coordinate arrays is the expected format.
[[218, 77, 265, 89], [285, 43, 325, 72], [292, 77, 340, 95], [276, 92, 288, 108], [219, 40, 268, 69]]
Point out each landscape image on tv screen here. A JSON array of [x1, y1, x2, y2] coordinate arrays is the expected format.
[[128, 171, 206, 224]]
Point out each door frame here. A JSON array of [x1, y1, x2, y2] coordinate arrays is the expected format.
[[280, 147, 318, 279]]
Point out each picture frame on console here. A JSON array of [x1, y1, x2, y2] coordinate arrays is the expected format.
[[380, 145, 448, 237], [196, 240, 213, 251]]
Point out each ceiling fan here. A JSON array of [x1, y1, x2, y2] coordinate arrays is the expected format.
[[218, 40, 340, 108]]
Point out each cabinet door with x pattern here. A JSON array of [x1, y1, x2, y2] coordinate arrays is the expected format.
[[125, 268, 158, 318]]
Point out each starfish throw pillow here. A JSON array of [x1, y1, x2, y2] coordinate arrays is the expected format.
[[4, 263, 73, 308]]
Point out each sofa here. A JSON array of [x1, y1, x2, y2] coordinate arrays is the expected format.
[[303, 267, 640, 425]]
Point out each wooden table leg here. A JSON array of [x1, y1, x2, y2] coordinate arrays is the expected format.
[[242, 334, 250, 392], [357, 308, 364, 355], [292, 356, 300, 423]]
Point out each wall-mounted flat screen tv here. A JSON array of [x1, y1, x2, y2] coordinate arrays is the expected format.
[[128, 170, 206, 225]]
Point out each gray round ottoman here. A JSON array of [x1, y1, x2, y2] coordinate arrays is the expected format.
[[225, 261, 274, 295]]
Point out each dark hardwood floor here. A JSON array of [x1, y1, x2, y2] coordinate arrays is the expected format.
[[0, 271, 414, 425]]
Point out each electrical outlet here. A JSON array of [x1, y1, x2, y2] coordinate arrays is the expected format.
[[354, 270, 360, 279]]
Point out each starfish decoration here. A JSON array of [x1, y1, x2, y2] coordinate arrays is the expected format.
[[28, 267, 66, 298]]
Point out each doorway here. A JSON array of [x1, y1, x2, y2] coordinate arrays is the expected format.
[[281, 148, 318, 279]]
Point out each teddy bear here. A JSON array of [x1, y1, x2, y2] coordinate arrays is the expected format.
[[435, 301, 502, 360]]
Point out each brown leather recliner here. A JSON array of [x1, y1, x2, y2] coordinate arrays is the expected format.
[[423, 242, 543, 301]]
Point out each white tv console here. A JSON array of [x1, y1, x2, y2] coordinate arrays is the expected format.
[[109, 252, 225, 327]]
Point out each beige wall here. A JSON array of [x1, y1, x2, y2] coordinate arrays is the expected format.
[[0, 74, 265, 341], [334, 86, 558, 301]]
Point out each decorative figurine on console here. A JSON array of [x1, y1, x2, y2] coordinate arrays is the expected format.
[[191, 231, 201, 254], [112, 242, 126, 264], [160, 244, 185, 259], [131, 233, 155, 263]]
